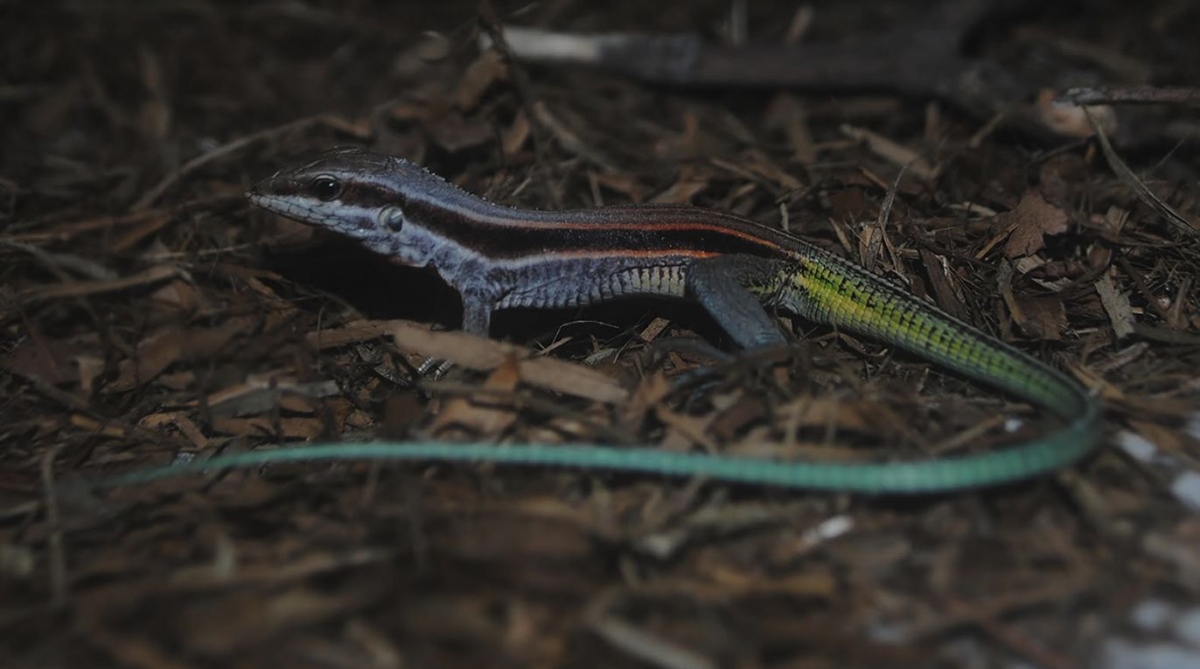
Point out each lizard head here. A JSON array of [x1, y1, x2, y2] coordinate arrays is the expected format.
[[246, 147, 456, 265]]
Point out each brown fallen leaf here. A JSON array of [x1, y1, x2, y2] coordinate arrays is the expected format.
[[1012, 296, 1068, 340], [999, 191, 1071, 258], [2, 336, 81, 386], [108, 318, 253, 392]]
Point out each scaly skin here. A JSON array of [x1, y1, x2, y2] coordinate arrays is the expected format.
[[85, 149, 1102, 494]]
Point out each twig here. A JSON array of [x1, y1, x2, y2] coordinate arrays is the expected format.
[[1060, 86, 1200, 106], [477, 1, 564, 206], [133, 114, 369, 211], [40, 444, 69, 609], [1084, 107, 1198, 238]]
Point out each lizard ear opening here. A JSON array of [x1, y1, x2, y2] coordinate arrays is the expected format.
[[379, 206, 405, 231]]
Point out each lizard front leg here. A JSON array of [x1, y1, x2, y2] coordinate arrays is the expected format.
[[460, 291, 494, 337]]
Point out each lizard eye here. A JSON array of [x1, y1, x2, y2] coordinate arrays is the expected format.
[[309, 176, 342, 201], [379, 206, 405, 231]]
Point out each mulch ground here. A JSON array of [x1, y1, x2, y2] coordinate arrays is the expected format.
[[3, 2, 1199, 668]]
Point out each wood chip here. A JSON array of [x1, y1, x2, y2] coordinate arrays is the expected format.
[[429, 358, 521, 435], [1095, 269, 1137, 339], [306, 320, 629, 404]]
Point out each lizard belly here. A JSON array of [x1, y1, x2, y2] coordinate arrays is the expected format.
[[494, 256, 690, 310]]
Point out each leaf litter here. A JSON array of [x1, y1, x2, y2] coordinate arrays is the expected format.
[[2, 3, 1199, 668]]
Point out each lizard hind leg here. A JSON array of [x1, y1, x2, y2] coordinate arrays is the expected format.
[[687, 255, 790, 350]]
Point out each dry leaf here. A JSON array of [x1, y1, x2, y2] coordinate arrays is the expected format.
[[429, 357, 521, 435], [108, 319, 252, 392], [1012, 296, 1068, 340], [2, 337, 82, 386], [1000, 191, 1071, 258]]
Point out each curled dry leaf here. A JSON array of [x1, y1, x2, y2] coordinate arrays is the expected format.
[[1000, 191, 1071, 258]]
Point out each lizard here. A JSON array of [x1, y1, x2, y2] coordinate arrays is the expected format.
[[102, 147, 1104, 494]]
